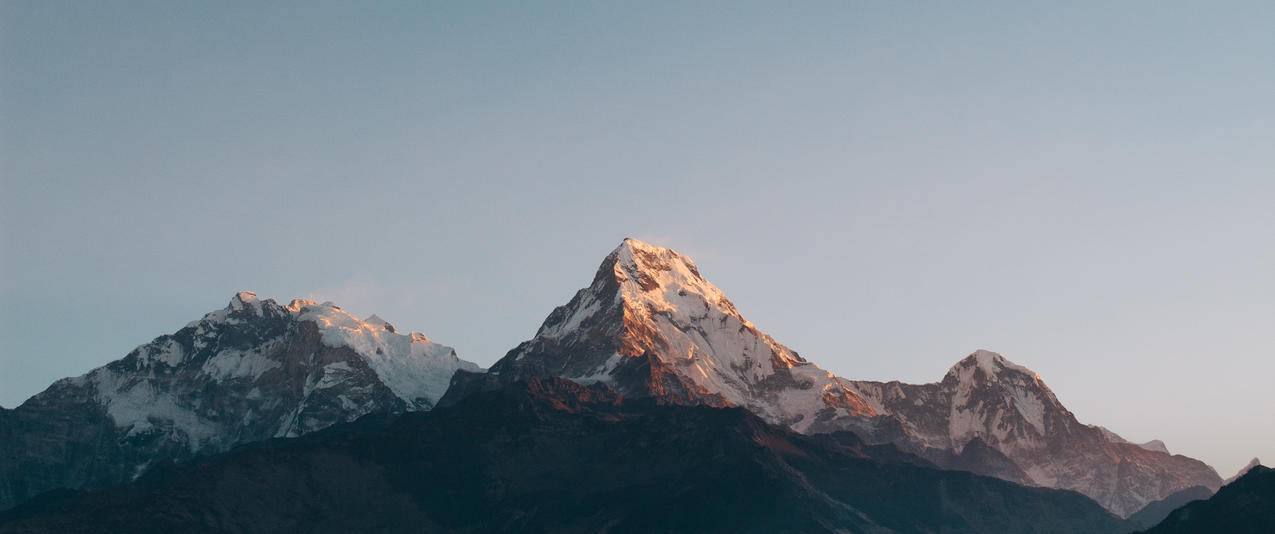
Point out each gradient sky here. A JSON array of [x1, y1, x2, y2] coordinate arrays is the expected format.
[[2, 1, 1272, 476]]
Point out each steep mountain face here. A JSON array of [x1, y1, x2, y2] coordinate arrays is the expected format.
[[0, 377, 1131, 534], [1140, 465, 1275, 533], [470, 239, 1222, 518], [848, 351, 1223, 517], [484, 238, 877, 430], [0, 292, 479, 511]]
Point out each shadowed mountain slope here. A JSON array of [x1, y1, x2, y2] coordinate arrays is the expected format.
[[0, 377, 1130, 534], [1140, 465, 1275, 533]]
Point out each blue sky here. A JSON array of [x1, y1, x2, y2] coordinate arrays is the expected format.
[[2, 1, 1272, 475]]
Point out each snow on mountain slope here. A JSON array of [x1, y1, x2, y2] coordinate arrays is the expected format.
[[484, 238, 876, 431], [848, 350, 1081, 455], [0, 292, 480, 511], [467, 238, 1222, 518], [848, 351, 1223, 517], [89, 292, 477, 443]]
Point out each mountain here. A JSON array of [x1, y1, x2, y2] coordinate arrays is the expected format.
[[0, 377, 1131, 534], [482, 238, 877, 430], [1126, 485, 1214, 530], [0, 292, 480, 511], [848, 351, 1222, 517], [1140, 465, 1275, 533], [1225, 457, 1263, 484], [466, 238, 1222, 517]]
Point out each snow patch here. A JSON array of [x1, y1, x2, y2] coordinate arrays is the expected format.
[[135, 338, 185, 367], [92, 369, 219, 451], [201, 339, 283, 381], [295, 301, 480, 405], [1008, 387, 1045, 432]]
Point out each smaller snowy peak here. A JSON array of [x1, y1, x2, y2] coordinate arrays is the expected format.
[[181, 293, 478, 408], [189, 291, 280, 326], [291, 300, 479, 406], [948, 350, 1040, 382], [1138, 439, 1170, 454], [229, 291, 260, 311]]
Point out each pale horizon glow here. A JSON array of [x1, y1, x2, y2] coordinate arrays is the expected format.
[[2, 2, 1272, 477]]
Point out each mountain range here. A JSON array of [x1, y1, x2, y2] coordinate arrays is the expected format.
[[0, 377, 1131, 534], [0, 238, 1260, 532], [462, 238, 1221, 516]]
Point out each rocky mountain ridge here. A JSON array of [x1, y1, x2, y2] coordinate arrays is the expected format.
[[0, 238, 1235, 520]]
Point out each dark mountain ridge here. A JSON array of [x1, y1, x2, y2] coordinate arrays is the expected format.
[[0, 377, 1131, 534], [1126, 485, 1214, 530], [1140, 465, 1275, 533]]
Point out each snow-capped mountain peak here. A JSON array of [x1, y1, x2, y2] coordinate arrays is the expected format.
[[947, 349, 1041, 383], [610, 238, 720, 306], [289, 298, 476, 406], [486, 239, 873, 431], [852, 348, 1224, 516], [228, 290, 263, 313], [0, 292, 483, 511]]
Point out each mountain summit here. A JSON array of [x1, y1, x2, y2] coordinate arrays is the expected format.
[[850, 351, 1222, 516], [0, 292, 480, 510], [460, 239, 1222, 517], [483, 238, 876, 430]]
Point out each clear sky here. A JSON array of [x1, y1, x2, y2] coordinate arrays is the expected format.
[[2, 1, 1271, 476]]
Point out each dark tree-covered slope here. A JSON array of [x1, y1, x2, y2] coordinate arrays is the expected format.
[[1141, 465, 1275, 534]]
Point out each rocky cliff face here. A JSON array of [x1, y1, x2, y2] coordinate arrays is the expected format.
[[466, 238, 1222, 517], [0, 292, 480, 511]]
